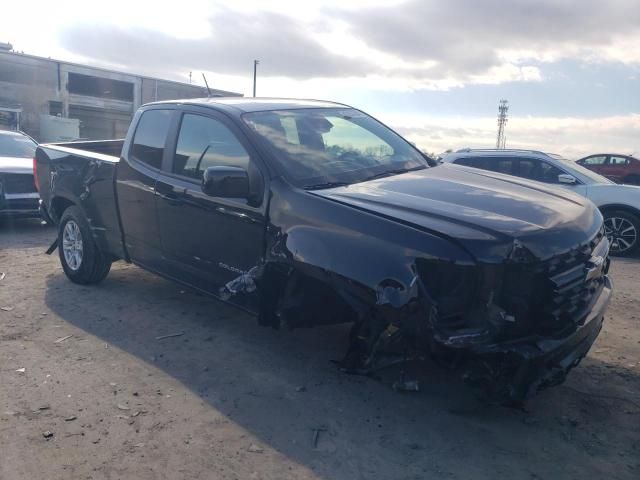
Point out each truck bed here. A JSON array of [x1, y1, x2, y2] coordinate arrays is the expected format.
[[35, 139, 127, 260]]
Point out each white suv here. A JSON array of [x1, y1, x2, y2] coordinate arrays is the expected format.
[[440, 149, 640, 256]]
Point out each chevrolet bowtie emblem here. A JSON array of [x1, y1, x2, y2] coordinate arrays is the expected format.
[[585, 255, 605, 282]]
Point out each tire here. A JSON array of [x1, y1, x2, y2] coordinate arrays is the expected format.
[[58, 206, 112, 284], [603, 209, 640, 257]]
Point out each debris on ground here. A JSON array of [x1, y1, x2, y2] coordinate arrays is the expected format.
[[1, 306, 14, 312], [15, 368, 25, 373], [54, 335, 73, 343], [117, 404, 130, 411], [155, 332, 185, 340], [311, 426, 328, 448], [247, 444, 264, 453], [0, 272, 6, 281], [65, 415, 77, 422], [42, 431, 54, 440]]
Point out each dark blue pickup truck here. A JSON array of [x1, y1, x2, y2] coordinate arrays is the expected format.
[[35, 98, 612, 402]]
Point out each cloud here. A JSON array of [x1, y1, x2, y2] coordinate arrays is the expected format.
[[56, 0, 640, 88], [59, 9, 373, 80], [391, 114, 640, 158], [340, 0, 640, 77]]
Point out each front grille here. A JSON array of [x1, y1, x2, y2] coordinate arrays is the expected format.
[[501, 228, 608, 338], [0, 173, 37, 194], [544, 232, 609, 333]]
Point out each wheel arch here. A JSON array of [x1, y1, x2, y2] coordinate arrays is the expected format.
[[50, 195, 79, 224], [598, 203, 640, 219]]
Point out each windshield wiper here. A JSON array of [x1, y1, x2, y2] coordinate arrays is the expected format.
[[359, 165, 426, 183], [304, 181, 351, 190]]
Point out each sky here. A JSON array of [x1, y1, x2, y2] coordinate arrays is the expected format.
[[5, 0, 640, 157]]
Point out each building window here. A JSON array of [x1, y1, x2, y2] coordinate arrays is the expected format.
[[49, 101, 63, 116], [67, 72, 134, 102]]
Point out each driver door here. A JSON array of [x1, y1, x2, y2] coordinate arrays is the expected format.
[[155, 109, 267, 299]]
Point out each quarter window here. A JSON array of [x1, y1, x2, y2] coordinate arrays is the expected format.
[[130, 109, 172, 169], [173, 114, 250, 180]]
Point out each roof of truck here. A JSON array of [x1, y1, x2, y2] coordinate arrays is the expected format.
[[146, 97, 350, 113]]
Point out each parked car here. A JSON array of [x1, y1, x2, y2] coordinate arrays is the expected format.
[[441, 149, 640, 256], [0, 130, 40, 219], [35, 99, 612, 403], [576, 153, 640, 185]]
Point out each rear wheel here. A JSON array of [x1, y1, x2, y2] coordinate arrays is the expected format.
[[603, 210, 640, 257], [58, 206, 111, 284]]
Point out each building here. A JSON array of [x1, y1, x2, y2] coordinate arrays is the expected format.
[[0, 44, 241, 142]]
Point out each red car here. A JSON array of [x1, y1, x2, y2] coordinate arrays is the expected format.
[[577, 154, 640, 185]]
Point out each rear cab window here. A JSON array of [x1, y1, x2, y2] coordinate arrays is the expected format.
[[130, 109, 173, 169]]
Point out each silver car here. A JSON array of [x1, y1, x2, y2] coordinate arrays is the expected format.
[[0, 130, 39, 219], [440, 148, 640, 256]]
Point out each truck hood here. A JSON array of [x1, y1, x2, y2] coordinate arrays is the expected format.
[[312, 164, 602, 262], [0, 156, 33, 174]]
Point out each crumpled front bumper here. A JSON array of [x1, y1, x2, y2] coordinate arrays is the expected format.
[[465, 275, 612, 403]]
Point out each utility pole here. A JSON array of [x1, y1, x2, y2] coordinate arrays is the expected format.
[[253, 59, 260, 97], [496, 99, 509, 149]]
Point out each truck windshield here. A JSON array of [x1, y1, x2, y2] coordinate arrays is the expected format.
[[0, 133, 37, 158], [243, 108, 427, 188]]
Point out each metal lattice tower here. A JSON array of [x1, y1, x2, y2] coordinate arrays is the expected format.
[[496, 99, 509, 149]]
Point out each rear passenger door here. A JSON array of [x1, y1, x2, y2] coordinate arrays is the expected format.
[[116, 107, 174, 269], [155, 108, 267, 300], [603, 155, 629, 183]]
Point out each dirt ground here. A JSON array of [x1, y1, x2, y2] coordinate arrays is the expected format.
[[1, 218, 639, 480]]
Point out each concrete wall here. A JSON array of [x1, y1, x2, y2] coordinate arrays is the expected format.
[[0, 51, 241, 141]]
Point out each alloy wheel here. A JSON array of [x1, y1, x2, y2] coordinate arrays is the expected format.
[[62, 220, 83, 271], [604, 216, 637, 254]]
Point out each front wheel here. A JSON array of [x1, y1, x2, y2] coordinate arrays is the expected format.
[[58, 206, 112, 284], [603, 210, 640, 257]]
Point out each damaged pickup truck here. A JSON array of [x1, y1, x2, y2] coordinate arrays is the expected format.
[[35, 98, 612, 403]]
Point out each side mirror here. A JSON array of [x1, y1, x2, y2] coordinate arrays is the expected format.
[[202, 166, 250, 198], [558, 174, 577, 185]]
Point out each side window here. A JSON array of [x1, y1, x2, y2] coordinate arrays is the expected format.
[[454, 157, 477, 167], [130, 109, 172, 169], [483, 157, 514, 175], [517, 159, 537, 180], [537, 162, 564, 184], [609, 156, 629, 166], [583, 155, 606, 165], [173, 114, 250, 180]]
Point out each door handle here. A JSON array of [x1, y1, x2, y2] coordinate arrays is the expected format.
[[158, 192, 183, 206]]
